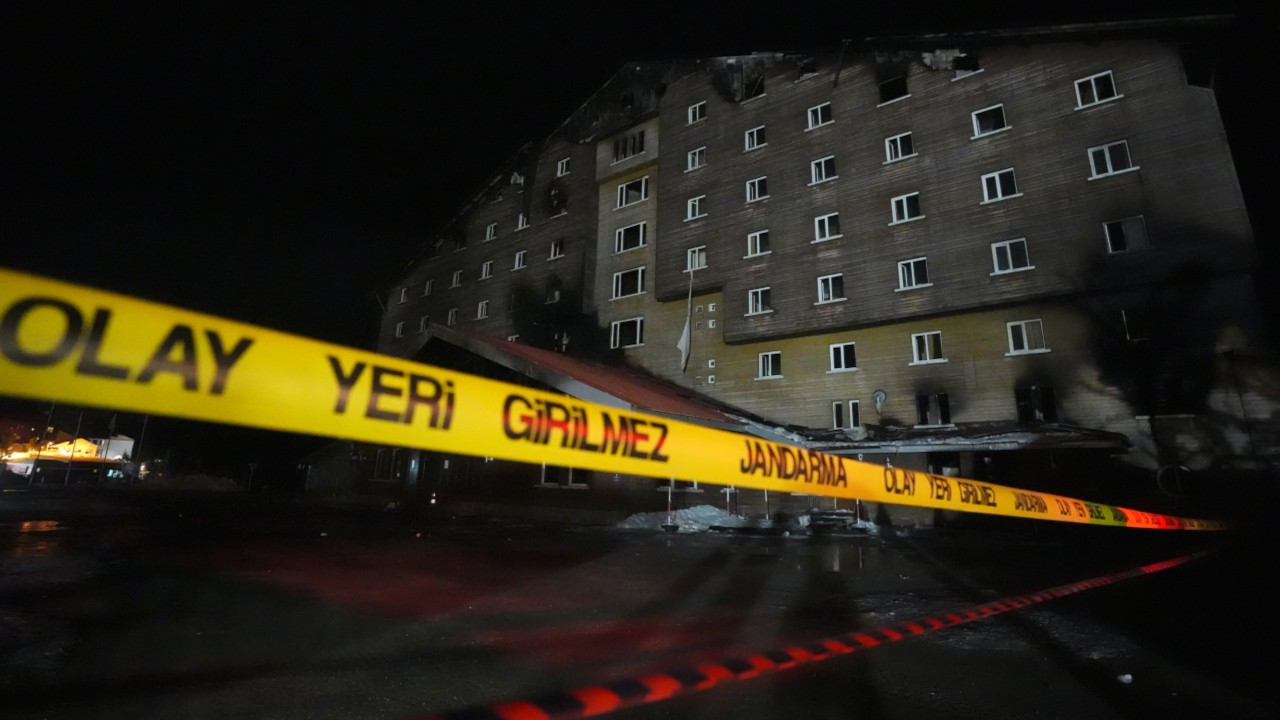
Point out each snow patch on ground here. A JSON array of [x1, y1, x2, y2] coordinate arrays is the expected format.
[[615, 505, 748, 532]]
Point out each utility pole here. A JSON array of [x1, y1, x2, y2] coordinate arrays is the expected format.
[[63, 409, 83, 486]]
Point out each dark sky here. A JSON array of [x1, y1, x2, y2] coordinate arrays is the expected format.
[[3, 1, 1272, 479]]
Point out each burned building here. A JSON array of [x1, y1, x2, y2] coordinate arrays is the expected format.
[[370, 18, 1274, 522]]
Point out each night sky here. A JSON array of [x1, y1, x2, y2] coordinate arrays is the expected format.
[[4, 1, 1273, 481]]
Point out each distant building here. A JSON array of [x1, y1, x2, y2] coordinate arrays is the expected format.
[[372, 18, 1275, 522]]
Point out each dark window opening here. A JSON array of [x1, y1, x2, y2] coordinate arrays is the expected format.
[[744, 74, 765, 100], [954, 51, 980, 72], [916, 392, 951, 426], [1015, 385, 1059, 424], [798, 57, 818, 76], [880, 75, 908, 103], [1180, 44, 1215, 88]]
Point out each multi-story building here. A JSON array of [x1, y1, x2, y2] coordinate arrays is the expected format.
[[372, 19, 1274, 522]]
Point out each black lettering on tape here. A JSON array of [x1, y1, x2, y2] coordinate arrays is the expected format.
[[0, 297, 83, 366], [365, 366, 404, 422], [76, 309, 129, 380], [205, 331, 253, 396], [136, 325, 199, 391], [328, 356, 365, 414]]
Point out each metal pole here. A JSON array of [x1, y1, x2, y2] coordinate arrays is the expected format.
[[63, 409, 83, 486], [133, 415, 148, 483], [30, 401, 54, 484]]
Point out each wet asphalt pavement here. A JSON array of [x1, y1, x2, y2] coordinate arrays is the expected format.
[[1, 486, 1276, 720]]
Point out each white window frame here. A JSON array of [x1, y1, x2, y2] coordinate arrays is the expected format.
[[1087, 140, 1137, 179], [806, 102, 833, 130], [757, 351, 782, 379], [513, 250, 527, 270], [884, 131, 915, 163], [746, 229, 771, 258], [611, 266, 646, 299], [897, 257, 931, 291], [446, 308, 458, 326], [816, 273, 846, 304], [746, 287, 772, 316], [476, 300, 489, 319], [555, 157, 570, 177], [829, 341, 857, 373], [1104, 216, 1149, 254], [890, 192, 923, 224], [910, 331, 946, 365], [745, 176, 769, 203], [1006, 319, 1049, 356], [970, 103, 1010, 139], [809, 155, 837, 185], [516, 212, 529, 230], [484, 222, 498, 241], [610, 317, 645, 349], [422, 279, 433, 296], [398, 287, 409, 303], [1074, 70, 1122, 109], [549, 238, 565, 260], [480, 260, 493, 279], [980, 168, 1021, 203], [990, 238, 1033, 275], [686, 146, 707, 172], [685, 196, 707, 221], [685, 245, 707, 272], [744, 125, 766, 151], [615, 221, 647, 253], [813, 212, 841, 243], [615, 176, 649, 208], [394, 321, 405, 338], [450, 270, 462, 288], [833, 400, 860, 430], [418, 315, 429, 333], [687, 101, 707, 125]]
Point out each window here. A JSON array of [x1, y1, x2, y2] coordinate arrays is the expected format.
[[555, 157, 570, 176], [1075, 71, 1119, 108], [516, 213, 529, 230], [891, 192, 922, 223], [476, 300, 489, 319], [615, 221, 647, 252], [829, 341, 857, 372], [616, 177, 649, 207], [686, 146, 707, 171], [810, 155, 837, 185], [422, 279, 433, 296], [1015, 386, 1058, 423], [981, 168, 1020, 203], [546, 286, 561, 304], [479, 260, 493, 279], [746, 230, 771, 257], [394, 321, 405, 338], [879, 75, 908, 103], [806, 102, 833, 130], [916, 393, 951, 426], [685, 196, 707, 220], [513, 250, 527, 269], [686, 246, 707, 272], [911, 331, 945, 364], [757, 351, 782, 379], [451, 270, 462, 288], [549, 238, 565, 259], [747, 287, 772, 315], [1104, 216, 1149, 253], [744, 125, 766, 151], [446, 308, 458, 326], [953, 51, 981, 79], [813, 212, 841, 242], [612, 130, 645, 162], [817, 273, 845, 303], [1088, 140, 1136, 178], [610, 317, 644, 348], [485, 222, 497, 241], [612, 267, 645, 299], [687, 101, 707, 124], [991, 238, 1032, 274], [746, 176, 768, 202], [833, 400, 861, 430], [1007, 319, 1048, 355], [885, 132, 915, 162], [898, 257, 930, 290], [398, 287, 409, 303], [971, 104, 1008, 137], [1122, 309, 1151, 341], [418, 315, 429, 333]]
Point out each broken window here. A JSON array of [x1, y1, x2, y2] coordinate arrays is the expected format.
[[953, 50, 980, 79], [1015, 386, 1058, 423], [612, 130, 646, 162], [1104, 216, 1149, 253], [916, 393, 951, 426], [879, 74, 909, 103]]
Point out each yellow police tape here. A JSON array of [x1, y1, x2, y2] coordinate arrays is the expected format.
[[0, 268, 1227, 530]]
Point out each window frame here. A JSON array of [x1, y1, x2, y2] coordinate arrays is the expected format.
[[1104, 215, 1149, 254], [394, 321, 405, 338], [829, 341, 858, 373], [418, 315, 429, 333], [832, 400, 861, 430], [757, 351, 782, 380], [610, 316, 645, 349], [555, 157, 571, 177], [1074, 70, 1121, 109], [398, 287, 409, 303], [980, 168, 1021, 203], [549, 238, 565, 260], [816, 273, 846, 304], [884, 131, 916, 163], [910, 330, 946, 365], [1006, 319, 1049, 356], [745, 176, 769, 203], [685, 195, 707, 221], [614, 221, 647, 253], [615, 176, 650, 208], [687, 101, 707, 125], [744, 125, 767, 151], [970, 103, 1010, 139], [480, 260, 493, 279], [450, 270, 462, 288], [813, 212, 842, 243], [1087, 140, 1137, 179], [890, 192, 923, 224], [611, 266, 646, 299], [746, 286, 773, 316], [484, 222, 498, 241], [446, 308, 458, 326], [897, 256, 931, 291], [513, 250, 527, 270], [685, 245, 708, 272], [809, 155, 837, 185], [476, 300, 489, 319], [806, 102, 833, 130], [515, 212, 529, 230], [746, 229, 771, 258], [686, 146, 707, 172], [990, 238, 1033, 275], [422, 279, 433, 296]]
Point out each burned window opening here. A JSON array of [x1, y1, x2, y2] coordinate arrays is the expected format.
[[1015, 386, 1059, 424], [916, 392, 951, 426]]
